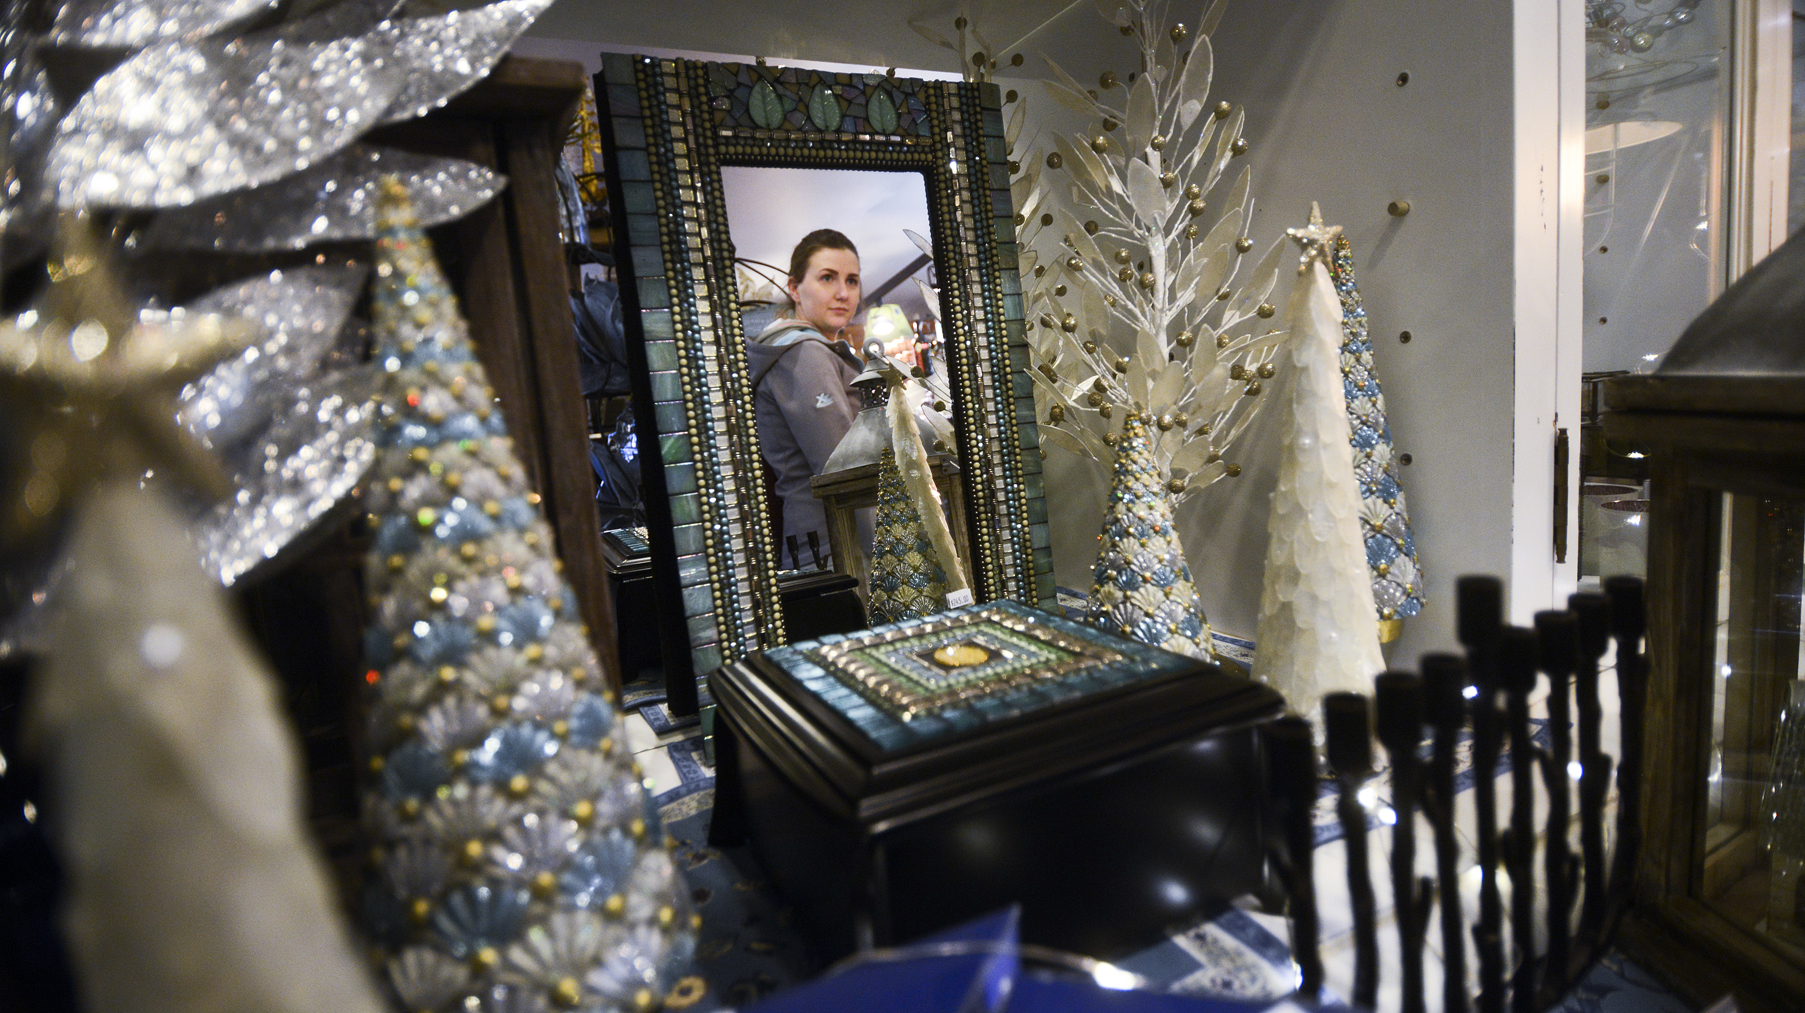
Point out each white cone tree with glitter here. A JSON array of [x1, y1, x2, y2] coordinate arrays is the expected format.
[[6, 224, 382, 1013], [1252, 212, 1385, 708], [356, 179, 693, 1013], [1083, 412, 1213, 660]]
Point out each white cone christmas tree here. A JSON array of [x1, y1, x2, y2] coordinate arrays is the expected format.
[[1084, 412, 1213, 660], [355, 179, 694, 1012], [1252, 212, 1385, 708]]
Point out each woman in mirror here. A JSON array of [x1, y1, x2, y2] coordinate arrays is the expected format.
[[747, 229, 868, 569]]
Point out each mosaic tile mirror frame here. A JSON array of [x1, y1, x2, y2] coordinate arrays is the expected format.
[[595, 55, 1055, 697]]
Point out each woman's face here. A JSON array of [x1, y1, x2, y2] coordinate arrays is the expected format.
[[787, 247, 861, 337]]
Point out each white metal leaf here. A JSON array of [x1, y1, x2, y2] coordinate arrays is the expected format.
[[1226, 164, 1251, 217], [1200, 0, 1232, 37], [1173, 34, 1214, 131], [912, 277, 941, 323], [1017, 187, 1044, 229], [1233, 236, 1286, 316], [903, 228, 935, 260], [908, 16, 956, 51], [1204, 106, 1244, 193], [1093, 0, 1133, 27], [1084, 279, 1108, 332], [1151, 34, 1177, 84], [1075, 226, 1111, 266], [1042, 55, 1108, 116], [1170, 435, 1215, 475], [1040, 424, 1089, 458], [1200, 206, 1243, 259], [1005, 98, 1028, 152], [1042, 78, 1099, 117], [1011, 164, 1039, 206], [1126, 157, 1166, 226], [1074, 423, 1114, 463], [1126, 74, 1155, 154], [1150, 358, 1186, 409], [1136, 327, 1166, 376]]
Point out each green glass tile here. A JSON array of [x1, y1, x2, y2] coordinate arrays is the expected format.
[[692, 645, 723, 674], [981, 109, 1004, 136], [607, 83, 642, 117], [641, 311, 675, 342], [1024, 474, 1043, 498], [1030, 525, 1050, 549], [630, 245, 665, 277], [1027, 498, 1048, 525], [1002, 293, 1024, 319], [1011, 373, 1033, 398], [1000, 271, 1020, 296], [682, 584, 715, 615], [687, 613, 719, 646], [636, 278, 671, 309], [620, 180, 657, 213], [663, 460, 697, 493], [660, 432, 693, 462], [983, 137, 1006, 162], [611, 117, 646, 148], [648, 368, 681, 401], [978, 83, 1002, 109], [654, 401, 688, 434], [601, 53, 635, 83], [625, 213, 658, 245], [671, 523, 705, 555], [616, 149, 651, 181], [668, 494, 700, 525]]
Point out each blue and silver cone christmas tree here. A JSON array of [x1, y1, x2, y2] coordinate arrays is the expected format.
[[1327, 233, 1425, 632], [1084, 412, 1213, 660], [356, 178, 694, 1013]]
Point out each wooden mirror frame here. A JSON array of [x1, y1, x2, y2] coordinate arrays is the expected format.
[[595, 54, 1054, 714]]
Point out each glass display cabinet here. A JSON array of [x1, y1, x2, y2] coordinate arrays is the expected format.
[[1605, 226, 1805, 1012]]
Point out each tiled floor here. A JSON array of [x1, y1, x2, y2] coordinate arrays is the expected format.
[[621, 707, 700, 801]]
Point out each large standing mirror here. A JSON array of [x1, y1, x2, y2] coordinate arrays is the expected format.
[[595, 55, 1052, 712]]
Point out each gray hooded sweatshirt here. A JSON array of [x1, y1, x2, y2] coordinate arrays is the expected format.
[[746, 320, 865, 567]]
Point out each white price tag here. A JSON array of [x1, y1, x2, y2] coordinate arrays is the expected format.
[[945, 588, 975, 608]]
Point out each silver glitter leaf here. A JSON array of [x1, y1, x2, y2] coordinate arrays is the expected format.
[[48, 31, 402, 209], [273, 0, 404, 43], [196, 363, 382, 586], [377, 0, 557, 126], [0, 43, 60, 265], [141, 145, 504, 251], [179, 264, 369, 449], [47, 0, 276, 49]]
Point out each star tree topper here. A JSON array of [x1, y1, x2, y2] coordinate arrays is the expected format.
[[1285, 202, 1343, 275], [0, 216, 248, 541]]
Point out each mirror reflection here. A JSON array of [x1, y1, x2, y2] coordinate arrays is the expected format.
[[722, 167, 956, 585]]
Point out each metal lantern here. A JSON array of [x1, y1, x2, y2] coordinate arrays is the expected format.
[[1605, 226, 1805, 1011]]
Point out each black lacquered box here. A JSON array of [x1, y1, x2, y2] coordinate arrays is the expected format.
[[708, 600, 1284, 959]]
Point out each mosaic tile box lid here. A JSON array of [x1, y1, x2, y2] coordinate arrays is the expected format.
[[710, 600, 1283, 823]]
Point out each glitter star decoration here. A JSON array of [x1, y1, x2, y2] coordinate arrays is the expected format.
[[1285, 201, 1344, 275], [0, 215, 247, 541]]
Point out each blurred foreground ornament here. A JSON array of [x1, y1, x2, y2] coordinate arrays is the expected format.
[[8, 216, 382, 1013], [356, 179, 693, 1012], [1083, 412, 1212, 661], [1322, 222, 1424, 637], [26, 481, 386, 1013], [1253, 215, 1384, 708]]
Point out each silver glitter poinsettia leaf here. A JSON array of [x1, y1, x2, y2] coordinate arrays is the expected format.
[[47, 29, 402, 209], [195, 362, 382, 586], [273, 0, 404, 43], [140, 145, 504, 251], [46, 0, 277, 50], [376, 0, 557, 125], [0, 40, 61, 266], [179, 264, 369, 450]]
